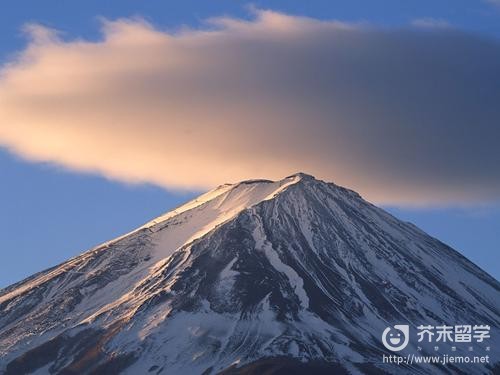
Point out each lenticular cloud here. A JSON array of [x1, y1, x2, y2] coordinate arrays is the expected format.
[[1, 9, 499, 204]]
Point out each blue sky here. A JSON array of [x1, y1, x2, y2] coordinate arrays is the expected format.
[[1, 1, 499, 287]]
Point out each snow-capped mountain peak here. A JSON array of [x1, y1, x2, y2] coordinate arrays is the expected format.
[[0, 174, 498, 374]]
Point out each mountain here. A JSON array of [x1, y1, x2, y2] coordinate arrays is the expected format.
[[0, 173, 498, 374]]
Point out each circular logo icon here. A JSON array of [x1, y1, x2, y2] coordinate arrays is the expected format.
[[382, 324, 410, 351]]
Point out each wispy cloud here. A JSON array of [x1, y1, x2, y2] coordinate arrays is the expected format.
[[411, 17, 451, 29], [485, 0, 500, 7], [0, 10, 499, 205]]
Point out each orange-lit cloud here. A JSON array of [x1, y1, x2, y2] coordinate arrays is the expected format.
[[1, 10, 499, 205]]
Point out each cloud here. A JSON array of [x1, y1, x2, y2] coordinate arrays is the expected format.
[[485, 0, 500, 7], [411, 18, 451, 29], [0, 10, 499, 205]]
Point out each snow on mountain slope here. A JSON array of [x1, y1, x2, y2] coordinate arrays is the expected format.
[[0, 176, 298, 306], [0, 173, 499, 374]]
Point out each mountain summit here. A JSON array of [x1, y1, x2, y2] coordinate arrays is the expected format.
[[0, 174, 498, 374]]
